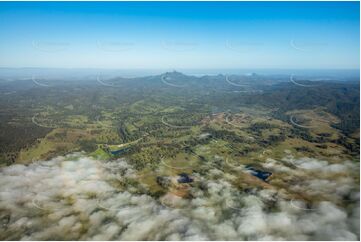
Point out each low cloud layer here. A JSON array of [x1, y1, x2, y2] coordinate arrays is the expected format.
[[0, 153, 359, 240]]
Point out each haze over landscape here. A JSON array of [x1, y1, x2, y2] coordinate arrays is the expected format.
[[0, 1, 359, 241]]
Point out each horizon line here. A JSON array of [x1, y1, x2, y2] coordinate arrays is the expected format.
[[0, 67, 359, 71]]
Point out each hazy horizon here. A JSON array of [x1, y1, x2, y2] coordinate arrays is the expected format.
[[0, 67, 359, 79]]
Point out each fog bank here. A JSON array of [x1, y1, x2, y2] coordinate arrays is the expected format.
[[0, 153, 359, 240]]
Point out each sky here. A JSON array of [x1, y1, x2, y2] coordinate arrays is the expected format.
[[0, 1, 359, 70]]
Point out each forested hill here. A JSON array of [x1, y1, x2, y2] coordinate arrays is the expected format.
[[244, 81, 360, 134]]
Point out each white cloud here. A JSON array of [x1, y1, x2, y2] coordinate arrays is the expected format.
[[0, 153, 358, 240]]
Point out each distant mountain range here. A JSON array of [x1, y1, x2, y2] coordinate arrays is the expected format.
[[0, 68, 359, 82]]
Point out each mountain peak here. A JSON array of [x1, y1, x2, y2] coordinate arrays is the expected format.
[[165, 70, 183, 75]]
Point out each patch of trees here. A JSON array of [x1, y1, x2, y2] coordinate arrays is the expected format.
[[129, 145, 179, 170], [203, 128, 245, 143], [316, 144, 327, 149], [295, 146, 314, 153], [249, 122, 277, 131], [0, 120, 51, 165], [77, 139, 97, 152], [156, 176, 171, 188], [336, 136, 360, 155], [289, 128, 317, 143]]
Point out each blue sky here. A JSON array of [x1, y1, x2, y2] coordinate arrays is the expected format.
[[0, 1, 359, 69]]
